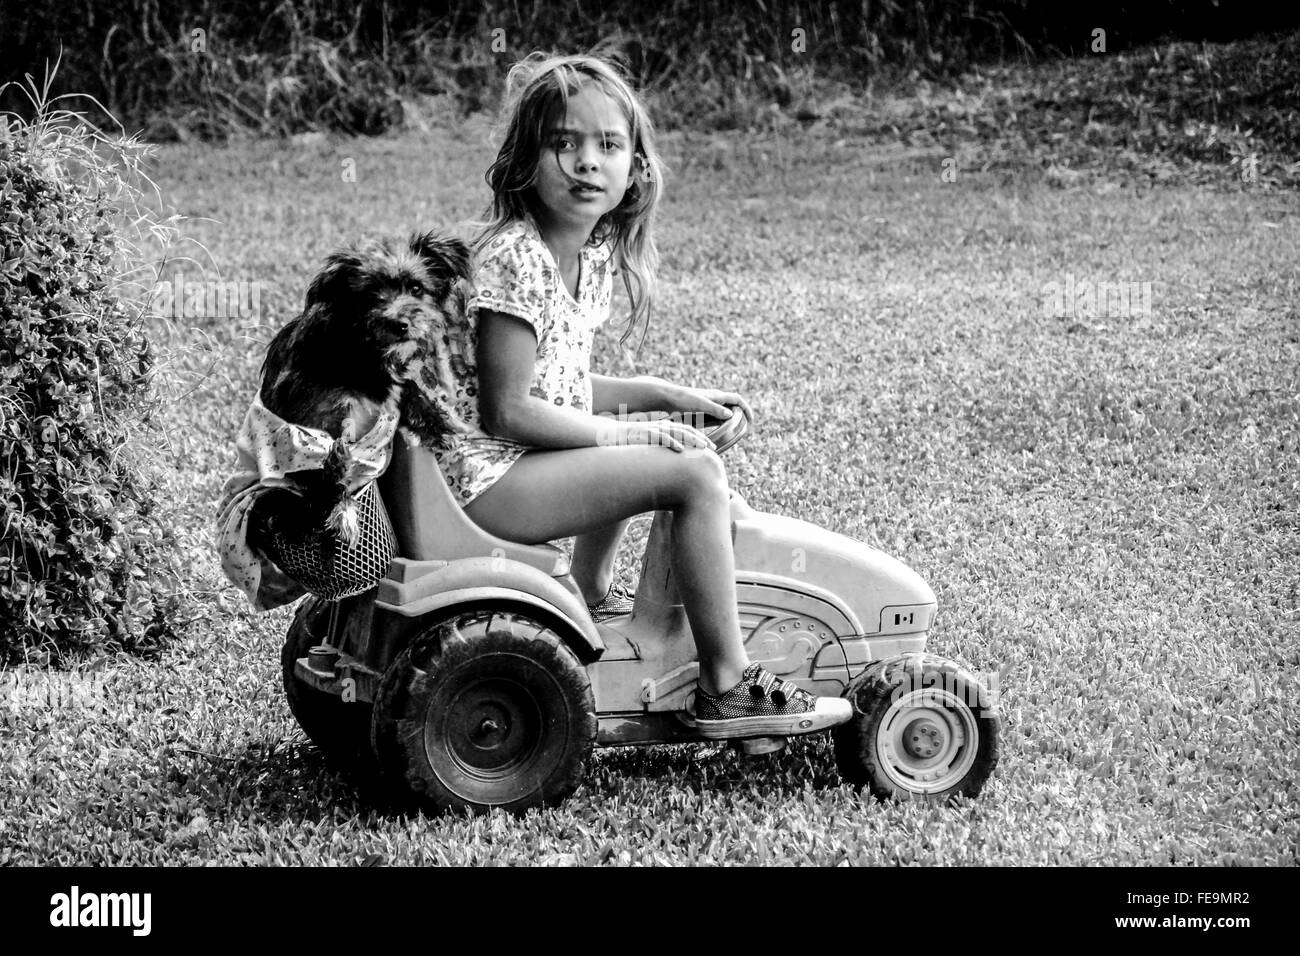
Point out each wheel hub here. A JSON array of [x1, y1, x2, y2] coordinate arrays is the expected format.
[[902, 717, 946, 759], [445, 679, 537, 774], [469, 705, 511, 750], [875, 687, 979, 794]]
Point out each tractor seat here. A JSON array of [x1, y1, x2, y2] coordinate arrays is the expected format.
[[377, 428, 569, 577]]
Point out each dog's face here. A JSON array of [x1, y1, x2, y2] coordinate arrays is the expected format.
[[302, 230, 471, 371], [260, 229, 472, 436]]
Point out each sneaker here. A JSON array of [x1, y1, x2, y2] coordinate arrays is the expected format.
[[586, 582, 636, 622], [690, 663, 853, 739]]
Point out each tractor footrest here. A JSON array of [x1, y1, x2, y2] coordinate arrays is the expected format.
[[730, 735, 788, 756], [294, 652, 382, 703]]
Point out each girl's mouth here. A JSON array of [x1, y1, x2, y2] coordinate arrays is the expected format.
[[571, 182, 604, 194]]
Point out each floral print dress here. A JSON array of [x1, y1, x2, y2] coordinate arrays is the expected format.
[[427, 219, 614, 508]]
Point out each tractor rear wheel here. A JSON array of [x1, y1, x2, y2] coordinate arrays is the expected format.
[[371, 607, 597, 815]]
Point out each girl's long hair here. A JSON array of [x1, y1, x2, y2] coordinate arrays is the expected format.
[[476, 52, 664, 353]]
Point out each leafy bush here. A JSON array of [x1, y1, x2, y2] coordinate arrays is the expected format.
[[0, 70, 187, 665]]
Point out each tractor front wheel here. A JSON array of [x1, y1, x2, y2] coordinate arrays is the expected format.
[[833, 653, 999, 803]]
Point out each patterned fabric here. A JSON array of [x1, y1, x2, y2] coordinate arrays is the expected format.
[[215, 395, 400, 611], [420, 219, 614, 508], [693, 664, 817, 721], [586, 582, 636, 622]]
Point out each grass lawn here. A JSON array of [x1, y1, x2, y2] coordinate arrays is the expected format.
[[1, 122, 1297, 865]]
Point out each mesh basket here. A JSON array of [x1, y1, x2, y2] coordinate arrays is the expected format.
[[263, 480, 396, 601]]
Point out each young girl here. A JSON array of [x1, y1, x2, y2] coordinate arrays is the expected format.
[[434, 52, 850, 739]]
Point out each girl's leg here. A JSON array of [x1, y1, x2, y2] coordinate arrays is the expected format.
[[570, 516, 634, 604], [463, 444, 747, 695]]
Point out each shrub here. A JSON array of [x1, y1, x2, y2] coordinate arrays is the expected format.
[[0, 67, 187, 665]]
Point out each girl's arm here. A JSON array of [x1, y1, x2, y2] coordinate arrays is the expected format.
[[477, 311, 710, 452], [590, 373, 673, 416], [478, 311, 606, 447], [595, 371, 757, 426]]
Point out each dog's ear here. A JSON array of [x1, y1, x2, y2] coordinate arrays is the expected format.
[[304, 248, 365, 311], [409, 231, 471, 289], [258, 315, 298, 410]]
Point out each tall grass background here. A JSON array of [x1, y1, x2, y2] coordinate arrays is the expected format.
[[4, 0, 1298, 141]]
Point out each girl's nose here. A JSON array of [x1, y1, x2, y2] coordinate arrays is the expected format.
[[575, 145, 600, 173]]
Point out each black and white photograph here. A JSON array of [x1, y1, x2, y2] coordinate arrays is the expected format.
[[0, 0, 1296, 894]]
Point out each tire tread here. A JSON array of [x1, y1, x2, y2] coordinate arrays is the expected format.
[[833, 652, 1000, 803]]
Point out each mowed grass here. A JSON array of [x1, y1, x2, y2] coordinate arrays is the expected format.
[[2, 124, 1297, 865]]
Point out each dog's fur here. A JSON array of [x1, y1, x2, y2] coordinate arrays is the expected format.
[[252, 229, 474, 549]]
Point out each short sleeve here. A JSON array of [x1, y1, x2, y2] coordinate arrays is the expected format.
[[468, 233, 549, 341]]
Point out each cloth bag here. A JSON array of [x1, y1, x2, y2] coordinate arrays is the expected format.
[[216, 395, 400, 611]]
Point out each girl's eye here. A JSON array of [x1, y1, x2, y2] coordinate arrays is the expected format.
[[554, 137, 576, 150]]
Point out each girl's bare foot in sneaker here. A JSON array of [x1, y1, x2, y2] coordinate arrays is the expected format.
[[585, 581, 636, 622], [688, 663, 853, 739]]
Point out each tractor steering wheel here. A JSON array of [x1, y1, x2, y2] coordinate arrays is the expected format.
[[696, 403, 749, 455]]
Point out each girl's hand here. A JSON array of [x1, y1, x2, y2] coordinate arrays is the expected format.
[[661, 384, 755, 428], [602, 417, 716, 454]]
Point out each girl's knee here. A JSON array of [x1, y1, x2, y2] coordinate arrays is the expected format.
[[673, 448, 729, 501]]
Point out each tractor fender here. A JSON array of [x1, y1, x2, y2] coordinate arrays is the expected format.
[[373, 556, 604, 664]]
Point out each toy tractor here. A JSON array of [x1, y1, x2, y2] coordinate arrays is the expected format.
[[282, 406, 999, 814]]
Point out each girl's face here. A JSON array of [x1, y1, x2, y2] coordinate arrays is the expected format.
[[531, 83, 635, 234]]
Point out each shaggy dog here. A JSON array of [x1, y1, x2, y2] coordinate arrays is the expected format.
[[252, 230, 473, 549]]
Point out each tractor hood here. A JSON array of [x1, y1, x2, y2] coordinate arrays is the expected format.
[[730, 509, 937, 637]]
